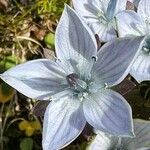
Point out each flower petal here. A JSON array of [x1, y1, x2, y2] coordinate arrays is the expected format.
[[114, 0, 127, 13], [83, 89, 134, 136], [138, 0, 150, 23], [116, 10, 145, 37], [90, 22, 117, 42], [100, 25, 117, 42], [42, 96, 86, 150], [55, 5, 97, 77], [121, 119, 150, 149], [0, 59, 69, 100], [130, 53, 150, 82], [73, 0, 118, 42], [133, 119, 150, 148], [106, 0, 127, 20], [72, 0, 109, 19], [87, 130, 119, 150], [91, 36, 145, 87]]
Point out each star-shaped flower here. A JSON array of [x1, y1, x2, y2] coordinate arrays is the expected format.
[[0, 5, 144, 150], [72, 0, 127, 42], [116, 0, 150, 82], [88, 119, 150, 150]]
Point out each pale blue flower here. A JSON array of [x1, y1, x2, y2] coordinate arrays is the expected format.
[[88, 119, 150, 150], [0, 5, 145, 150], [116, 0, 150, 82], [72, 0, 127, 42]]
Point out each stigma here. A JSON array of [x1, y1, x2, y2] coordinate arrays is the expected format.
[[66, 73, 88, 92]]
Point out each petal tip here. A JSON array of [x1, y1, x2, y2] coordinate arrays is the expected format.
[[121, 128, 135, 138], [64, 3, 71, 10], [128, 131, 136, 138]]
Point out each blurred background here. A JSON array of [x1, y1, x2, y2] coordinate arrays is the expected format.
[[0, 0, 149, 150]]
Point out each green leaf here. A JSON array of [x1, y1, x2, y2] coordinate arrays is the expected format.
[[1, 82, 14, 96], [5, 124, 20, 138], [0, 55, 20, 73], [0, 82, 15, 103], [80, 142, 88, 150], [20, 138, 33, 150], [44, 32, 55, 49]]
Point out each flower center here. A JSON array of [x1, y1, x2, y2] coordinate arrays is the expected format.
[[66, 73, 88, 92], [96, 11, 108, 25], [96, 11, 117, 30], [66, 73, 89, 101]]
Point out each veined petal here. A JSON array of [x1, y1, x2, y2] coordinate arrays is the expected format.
[[90, 22, 117, 42], [100, 25, 117, 42], [42, 96, 86, 150], [73, 0, 118, 42], [72, 0, 109, 19], [87, 130, 119, 150], [121, 119, 150, 149], [83, 89, 134, 136], [133, 119, 150, 149], [130, 53, 150, 82], [106, 0, 127, 20], [113, 0, 127, 14], [138, 0, 150, 23], [116, 10, 145, 37], [106, 0, 118, 20], [55, 5, 97, 78], [91, 36, 145, 87], [0, 59, 68, 100]]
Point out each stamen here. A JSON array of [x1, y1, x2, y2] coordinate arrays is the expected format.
[[78, 92, 88, 102], [96, 11, 108, 25], [104, 83, 108, 89], [75, 79, 87, 90], [48, 97, 52, 101]]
